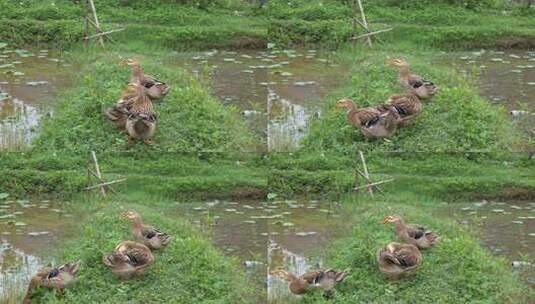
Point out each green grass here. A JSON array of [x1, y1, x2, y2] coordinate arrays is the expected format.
[[0, 49, 266, 198], [1, 1, 535, 303], [22, 196, 254, 303], [301, 47, 517, 154], [1, 0, 533, 50], [297, 195, 534, 303]]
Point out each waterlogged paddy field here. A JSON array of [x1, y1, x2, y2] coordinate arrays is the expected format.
[[0, 47, 73, 150], [0, 198, 74, 301], [1, 47, 535, 300], [175, 199, 349, 303], [440, 200, 535, 287], [1, 48, 534, 151], [172, 49, 346, 151]]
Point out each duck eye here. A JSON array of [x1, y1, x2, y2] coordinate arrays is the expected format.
[[413, 81, 423, 88], [144, 82, 155, 89]]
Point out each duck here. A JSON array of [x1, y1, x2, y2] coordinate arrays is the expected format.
[[125, 83, 157, 144], [104, 84, 140, 131], [387, 58, 438, 99], [382, 215, 440, 249], [336, 98, 399, 138], [377, 242, 422, 280], [104, 58, 170, 131], [377, 93, 423, 127], [122, 210, 172, 250], [23, 260, 81, 304], [336, 98, 381, 128], [122, 58, 170, 101], [102, 240, 154, 280], [270, 268, 348, 296]]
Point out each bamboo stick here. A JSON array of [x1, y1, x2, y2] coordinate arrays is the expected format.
[[356, 0, 372, 47], [358, 151, 373, 197], [88, 0, 104, 47], [91, 151, 106, 196], [354, 179, 394, 191], [351, 28, 393, 40], [84, 179, 126, 190], [84, 28, 124, 40]]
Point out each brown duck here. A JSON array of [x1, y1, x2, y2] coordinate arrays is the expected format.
[[102, 240, 154, 280], [387, 58, 438, 99], [270, 268, 348, 296], [376, 93, 423, 127], [125, 83, 157, 144], [122, 210, 172, 250], [382, 215, 440, 249], [336, 98, 400, 138], [123, 58, 170, 100], [23, 261, 81, 304], [377, 242, 422, 280], [104, 58, 169, 131]]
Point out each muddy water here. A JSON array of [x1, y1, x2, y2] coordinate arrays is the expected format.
[[0, 47, 72, 150], [175, 199, 348, 303], [0, 198, 73, 302], [172, 50, 346, 151], [437, 50, 535, 143], [437, 50, 535, 111], [440, 200, 535, 287]]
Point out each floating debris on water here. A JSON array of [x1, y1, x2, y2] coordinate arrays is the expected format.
[[26, 81, 49, 86], [243, 260, 263, 267], [512, 261, 531, 268]]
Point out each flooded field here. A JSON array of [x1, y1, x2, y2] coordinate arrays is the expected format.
[[2, 47, 533, 152], [440, 200, 535, 287], [0, 46, 72, 150], [175, 199, 349, 303], [172, 49, 346, 151], [437, 50, 535, 144], [0, 197, 73, 302], [437, 50, 535, 111]]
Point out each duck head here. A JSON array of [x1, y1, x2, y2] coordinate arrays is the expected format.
[[381, 215, 402, 224]]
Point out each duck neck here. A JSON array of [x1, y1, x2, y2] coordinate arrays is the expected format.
[[399, 66, 410, 82], [345, 101, 357, 112], [132, 217, 143, 229], [394, 219, 406, 233], [131, 63, 144, 83]]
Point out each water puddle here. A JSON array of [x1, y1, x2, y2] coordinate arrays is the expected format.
[[0, 197, 73, 302], [172, 49, 345, 151], [437, 50, 535, 143], [440, 200, 535, 287], [0, 47, 73, 150], [175, 199, 348, 303]]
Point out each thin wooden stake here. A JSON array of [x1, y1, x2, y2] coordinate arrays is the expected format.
[[86, 168, 121, 196], [356, 0, 372, 47], [358, 151, 374, 197], [84, 178, 126, 190], [351, 28, 393, 40], [354, 179, 394, 191], [84, 28, 125, 40], [91, 151, 106, 196], [354, 168, 387, 195], [88, 0, 104, 47]]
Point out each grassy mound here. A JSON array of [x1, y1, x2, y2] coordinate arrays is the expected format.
[[34, 52, 255, 154], [300, 195, 534, 303], [0, 50, 266, 198], [301, 48, 516, 154], [25, 198, 253, 303]]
